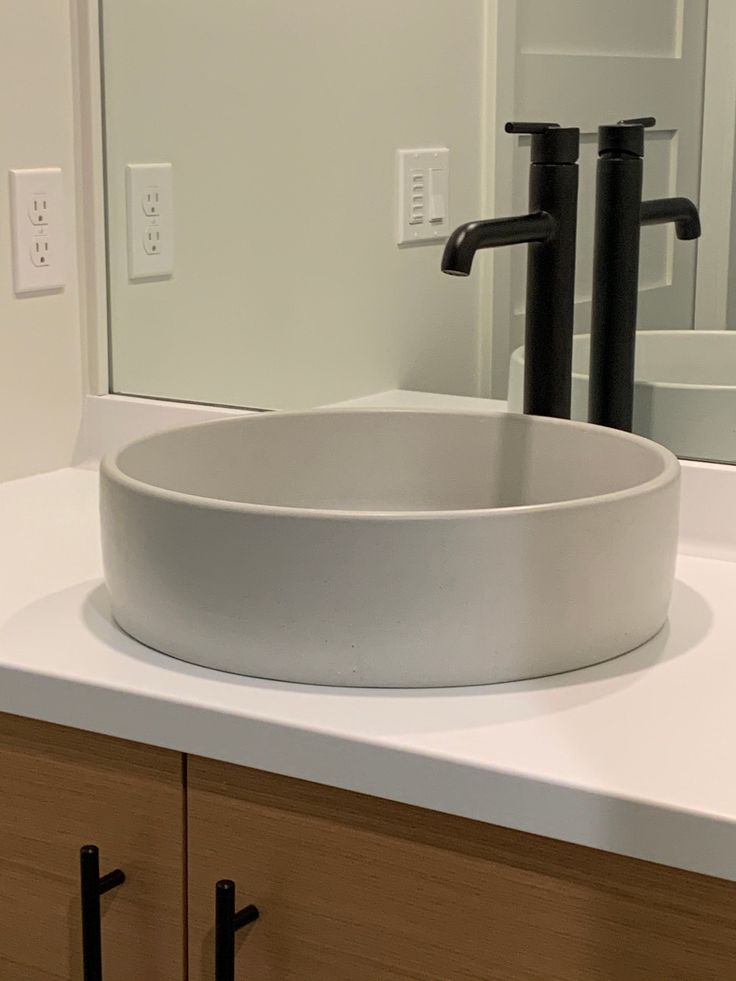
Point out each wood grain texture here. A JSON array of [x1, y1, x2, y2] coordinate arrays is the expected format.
[[0, 712, 185, 981], [187, 757, 736, 981]]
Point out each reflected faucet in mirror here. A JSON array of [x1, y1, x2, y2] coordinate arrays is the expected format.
[[588, 116, 701, 431], [442, 122, 580, 421]]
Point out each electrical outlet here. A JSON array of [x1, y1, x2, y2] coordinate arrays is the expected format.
[[9, 167, 65, 293], [126, 163, 174, 279], [30, 235, 52, 267], [29, 194, 49, 225], [143, 225, 162, 254], [142, 186, 160, 216]]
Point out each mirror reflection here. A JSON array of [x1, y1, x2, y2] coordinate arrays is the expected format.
[[102, 0, 734, 462]]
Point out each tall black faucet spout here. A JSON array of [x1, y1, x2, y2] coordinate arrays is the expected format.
[[588, 117, 701, 432], [441, 213, 553, 276], [641, 197, 701, 240], [441, 121, 579, 419]]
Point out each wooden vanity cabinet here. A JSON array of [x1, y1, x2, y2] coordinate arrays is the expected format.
[[187, 757, 736, 981], [0, 712, 184, 981], [0, 710, 734, 981]]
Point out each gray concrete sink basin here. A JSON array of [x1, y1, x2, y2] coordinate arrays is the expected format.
[[100, 408, 679, 687]]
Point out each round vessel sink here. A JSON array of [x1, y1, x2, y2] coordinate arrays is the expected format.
[[100, 408, 679, 687], [509, 330, 736, 462]]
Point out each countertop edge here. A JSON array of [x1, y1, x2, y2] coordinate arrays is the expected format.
[[1, 660, 733, 883]]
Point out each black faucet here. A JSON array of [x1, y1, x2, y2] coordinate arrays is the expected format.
[[442, 121, 579, 419], [588, 117, 701, 431]]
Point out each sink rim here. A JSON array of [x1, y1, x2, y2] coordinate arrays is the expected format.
[[512, 330, 736, 392], [101, 406, 679, 521]]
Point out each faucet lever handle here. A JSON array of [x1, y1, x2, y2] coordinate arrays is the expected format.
[[505, 122, 560, 134], [598, 117, 656, 158], [505, 122, 579, 165], [618, 116, 656, 128]]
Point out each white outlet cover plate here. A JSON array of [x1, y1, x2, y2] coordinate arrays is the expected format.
[[126, 163, 174, 280], [396, 147, 450, 246], [9, 167, 65, 294]]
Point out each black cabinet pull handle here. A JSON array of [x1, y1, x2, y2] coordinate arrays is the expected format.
[[80, 845, 125, 981], [215, 879, 259, 981]]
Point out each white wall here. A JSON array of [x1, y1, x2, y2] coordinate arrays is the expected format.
[[0, 1, 84, 481], [103, 0, 486, 410]]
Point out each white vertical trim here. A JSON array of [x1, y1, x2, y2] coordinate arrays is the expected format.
[[474, 0, 494, 397], [484, 0, 519, 398], [70, 0, 109, 394], [694, 0, 736, 329]]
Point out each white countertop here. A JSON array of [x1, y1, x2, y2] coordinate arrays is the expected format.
[[2, 392, 736, 882]]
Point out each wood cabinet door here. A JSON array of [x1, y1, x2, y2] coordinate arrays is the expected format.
[[188, 757, 736, 981], [0, 712, 185, 981]]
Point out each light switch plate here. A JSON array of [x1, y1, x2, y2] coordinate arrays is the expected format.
[[396, 148, 450, 246], [9, 167, 65, 294], [126, 163, 174, 279]]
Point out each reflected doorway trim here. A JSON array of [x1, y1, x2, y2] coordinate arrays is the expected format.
[[485, 0, 518, 399], [695, 0, 736, 329]]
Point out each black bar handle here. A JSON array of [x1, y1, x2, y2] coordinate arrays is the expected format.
[[215, 880, 259, 981], [80, 845, 125, 981]]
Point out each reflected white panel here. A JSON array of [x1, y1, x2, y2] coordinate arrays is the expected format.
[[517, 0, 683, 59]]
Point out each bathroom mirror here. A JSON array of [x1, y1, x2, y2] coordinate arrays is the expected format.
[[101, 0, 736, 463]]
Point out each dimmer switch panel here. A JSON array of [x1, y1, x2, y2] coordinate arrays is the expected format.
[[396, 148, 450, 246], [126, 163, 174, 279]]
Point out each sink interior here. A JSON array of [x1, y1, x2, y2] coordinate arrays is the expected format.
[[116, 409, 667, 513]]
